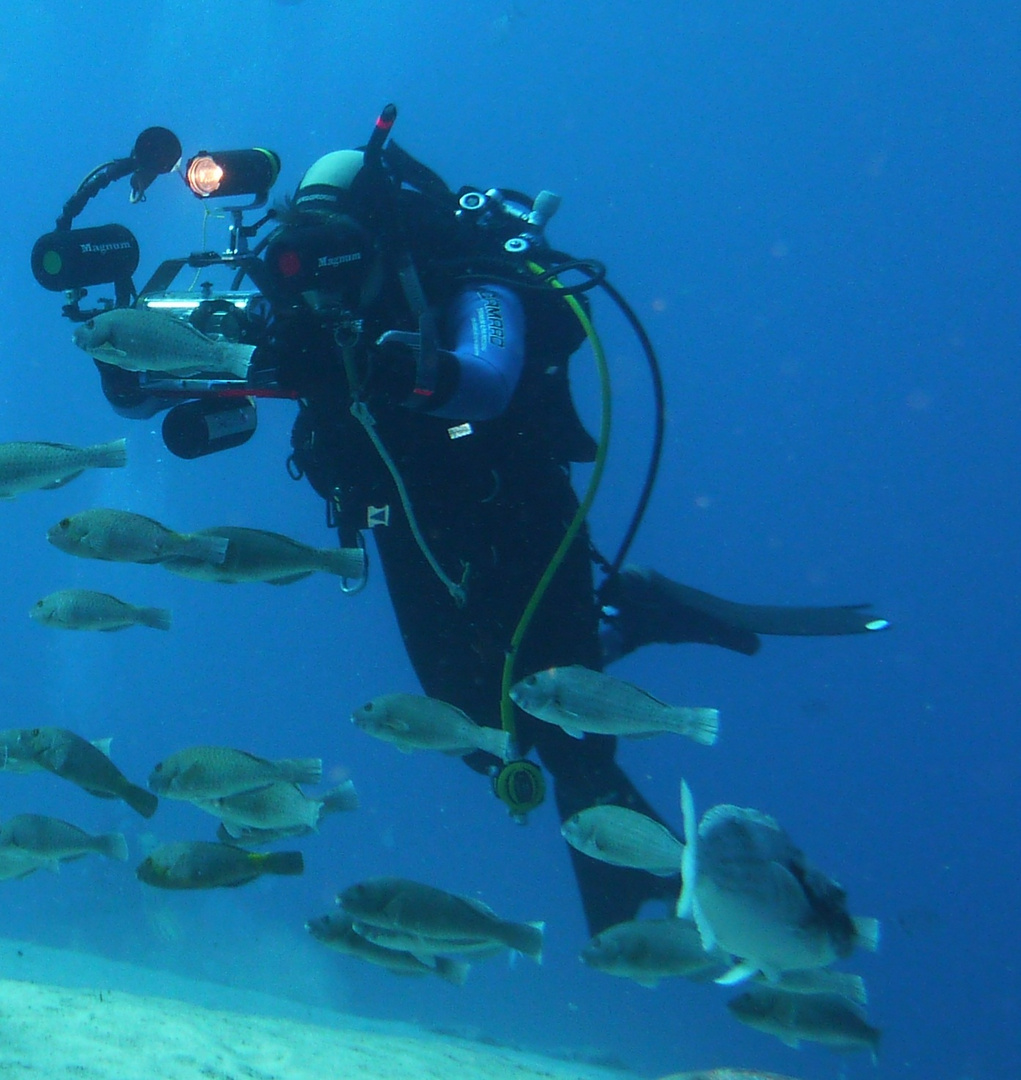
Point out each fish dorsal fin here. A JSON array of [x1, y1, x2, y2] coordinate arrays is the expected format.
[[458, 895, 499, 920], [699, 803, 781, 838], [90, 737, 113, 758], [616, 676, 669, 708]]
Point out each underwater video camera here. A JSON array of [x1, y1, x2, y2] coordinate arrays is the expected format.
[[31, 124, 289, 459]]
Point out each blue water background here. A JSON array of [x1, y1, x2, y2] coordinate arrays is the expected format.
[[1, 3, 1018, 1078]]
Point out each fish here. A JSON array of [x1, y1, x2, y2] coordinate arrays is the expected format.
[[47, 508, 229, 565], [306, 912, 470, 985], [0, 813, 128, 873], [161, 526, 365, 585], [214, 821, 313, 847], [148, 745, 322, 801], [580, 918, 727, 988], [349, 921, 510, 960], [0, 729, 111, 775], [0, 845, 47, 881], [678, 780, 879, 983], [338, 877, 544, 962], [30, 588, 171, 632], [727, 986, 881, 1057], [136, 840, 303, 889], [510, 665, 719, 745], [351, 693, 511, 759], [0, 438, 127, 499], [765, 968, 868, 1006], [198, 779, 359, 836], [561, 805, 684, 876], [18, 727, 158, 818], [73, 306, 254, 379]]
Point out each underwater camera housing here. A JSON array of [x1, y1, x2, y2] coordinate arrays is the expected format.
[[31, 126, 289, 459]]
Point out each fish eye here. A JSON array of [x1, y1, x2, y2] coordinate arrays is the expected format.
[[58, 518, 70, 528], [30, 729, 40, 737], [362, 702, 374, 713], [524, 675, 537, 686], [152, 762, 163, 772]]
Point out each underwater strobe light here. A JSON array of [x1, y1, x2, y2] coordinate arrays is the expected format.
[[184, 149, 281, 200]]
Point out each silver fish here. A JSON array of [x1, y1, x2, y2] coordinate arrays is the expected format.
[[47, 508, 228, 565], [728, 986, 881, 1057], [0, 438, 126, 499], [30, 588, 171, 631], [20, 727, 158, 818], [306, 912, 470, 985], [351, 693, 510, 759], [338, 877, 544, 961], [678, 780, 879, 983], [581, 918, 726, 987], [350, 921, 509, 960], [562, 805, 684, 876], [0, 813, 128, 869], [0, 729, 111, 775], [510, 665, 719, 745], [199, 779, 358, 835], [137, 841, 302, 889], [73, 306, 253, 379], [148, 745, 322, 801], [162, 525, 364, 584]]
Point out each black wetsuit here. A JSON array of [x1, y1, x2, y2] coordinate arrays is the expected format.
[[282, 248, 678, 935]]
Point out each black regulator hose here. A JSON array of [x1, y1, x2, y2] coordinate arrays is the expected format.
[[594, 272, 666, 578]]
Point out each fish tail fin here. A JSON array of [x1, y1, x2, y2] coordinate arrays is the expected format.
[[138, 606, 172, 631], [321, 779, 360, 815], [678, 707, 720, 746], [102, 833, 130, 861], [676, 779, 698, 918], [853, 915, 881, 951], [259, 850, 305, 876], [833, 971, 869, 1006], [508, 920, 544, 963], [122, 784, 159, 819], [223, 346, 254, 380], [323, 546, 367, 579], [476, 726, 512, 761], [280, 757, 323, 785], [182, 533, 230, 566], [88, 437, 129, 469], [434, 958, 471, 986]]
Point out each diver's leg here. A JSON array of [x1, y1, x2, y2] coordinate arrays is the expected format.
[[599, 565, 889, 661], [530, 722, 679, 936]]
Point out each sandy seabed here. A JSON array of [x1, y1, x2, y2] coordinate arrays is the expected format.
[[0, 939, 632, 1080]]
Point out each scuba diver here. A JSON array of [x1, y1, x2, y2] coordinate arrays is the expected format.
[[94, 127, 888, 937]]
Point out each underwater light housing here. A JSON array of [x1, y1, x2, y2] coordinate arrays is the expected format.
[[184, 149, 281, 201]]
